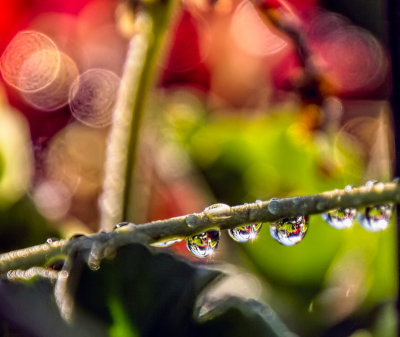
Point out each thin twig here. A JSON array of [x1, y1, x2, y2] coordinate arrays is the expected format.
[[1, 182, 399, 274]]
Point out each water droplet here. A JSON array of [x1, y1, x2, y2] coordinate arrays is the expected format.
[[344, 184, 354, 192], [46, 237, 60, 245], [203, 203, 232, 221], [228, 224, 262, 242], [270, 216, 308, 246], [267, 198, 280, 215], [322, 207, 357, 229], [152, 238, 183, 248], [358, 204, 392, 232], [113, 222, 132, 230], [255, 199, 264, 208], [185, 230, 220, 258], [365, 179, 378, 189]]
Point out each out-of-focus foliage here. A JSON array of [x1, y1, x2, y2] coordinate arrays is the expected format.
[[0, 243, 296, 337], [0, 96, 32, 208], [0, 97, 58, 252], [157, 91, 397, 336]]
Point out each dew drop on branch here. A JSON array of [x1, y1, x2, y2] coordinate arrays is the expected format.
[[69, 68, 120, 128], [228, 224, 262, 242], [185, 230, 220, 258], [270, 216, 308, 246], [322, 208, 357, 229], [113, 221, 132, 230], [46, 237, 60, 246], [358, 204, 392, 232], [203, 203, 232, 221]]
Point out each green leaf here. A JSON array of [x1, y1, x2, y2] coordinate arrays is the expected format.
[[66, 243, 294, 337]]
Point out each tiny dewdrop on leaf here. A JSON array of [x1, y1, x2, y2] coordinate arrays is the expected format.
[[270, 216, 308, 246], [185, 230, 220, 258], [228, 224, 262, 242]]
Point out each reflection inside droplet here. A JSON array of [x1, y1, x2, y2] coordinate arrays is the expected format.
[[358, 204, 392, 232], [322, 208, 356, 229], [1, 30, 60, 92], [228, 223, 262, 242], [69, 68, 120, 128], [270, 216, 308, 246], [185, 230, 220, 258]]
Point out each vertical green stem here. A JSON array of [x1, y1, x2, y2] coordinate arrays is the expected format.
[[100, 2, 178, 230]]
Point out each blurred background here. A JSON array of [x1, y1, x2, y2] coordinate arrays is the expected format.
[[0, 0, 397, 335]]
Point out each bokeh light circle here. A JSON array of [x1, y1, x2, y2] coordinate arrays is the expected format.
[[21, 52, 79, 111], [0, 31, 60, 92], [69, 68, 120, 128]]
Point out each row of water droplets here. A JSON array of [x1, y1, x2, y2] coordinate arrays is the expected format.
[[113, 203, 309, 259], [43, 180, 394, 265], [147, 180, 392, 259], [322, 181, 393, 231]]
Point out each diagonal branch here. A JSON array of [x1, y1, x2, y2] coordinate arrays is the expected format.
[[1, 181, 399, 274]]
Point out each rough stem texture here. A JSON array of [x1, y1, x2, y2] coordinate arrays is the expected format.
[[100, 3, 178, 230], [1, 182, 399, 274]]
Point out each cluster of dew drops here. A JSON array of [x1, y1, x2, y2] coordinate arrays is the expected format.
[[111, 181, 395, 259]]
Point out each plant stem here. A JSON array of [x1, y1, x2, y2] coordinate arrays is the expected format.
[[1, 182, 399, 274], [100, 2, 178, 230]]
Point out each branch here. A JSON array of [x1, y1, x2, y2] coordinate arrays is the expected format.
[[100, 1, 178, 230], [1, 182, 399, 274]]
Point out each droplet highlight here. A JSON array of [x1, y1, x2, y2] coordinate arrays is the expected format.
[[152, 238, 183, 248], [358, 204, 392, 232], [46, 237, 60, 245], [203, 203, 232, 221], [113, 221, 132, 230], [185, 230, 220, 258], [270, 216, 308, 246], [228, 224, 262, 242]]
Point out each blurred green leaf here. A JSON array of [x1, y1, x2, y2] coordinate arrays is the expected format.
[[66, 243, 294, 337]]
